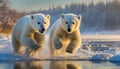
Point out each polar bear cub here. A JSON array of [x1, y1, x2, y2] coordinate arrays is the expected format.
[[49, 13, 82, 55], [12, 13, 50, 56]]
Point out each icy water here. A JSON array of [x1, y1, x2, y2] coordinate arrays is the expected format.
[[0, 61, 120, 69]]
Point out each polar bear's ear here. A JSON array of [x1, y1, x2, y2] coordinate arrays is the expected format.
[[77, 15, 82, 20], [61, 13, 64, 19], [46, 15, 50, 19], [31, 15, 34, 20]]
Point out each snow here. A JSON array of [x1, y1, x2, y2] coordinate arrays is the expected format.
[[81, 34, 120, 41], [0, 35, 13, 53], [0, 34, 120, 62]]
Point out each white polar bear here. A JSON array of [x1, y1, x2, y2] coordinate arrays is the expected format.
[[12, 13, 50, 56], [49, 13, 82, 55]]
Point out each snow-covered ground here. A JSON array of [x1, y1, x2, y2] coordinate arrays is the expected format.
[[0, 34, 120, 62], [0, 35, 13, 53]]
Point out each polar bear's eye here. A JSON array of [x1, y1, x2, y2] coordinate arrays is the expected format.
[[37, 22, 40, 24], [72, 22, 74, 24], [44, 22, 46, 24], [66, 22, 68, 24]]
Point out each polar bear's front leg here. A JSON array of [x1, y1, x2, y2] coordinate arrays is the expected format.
[[21, 36, 40, 50], [54, 37, 63, 49], [66, 40, 81, 53], [34, 32, 44, 52]]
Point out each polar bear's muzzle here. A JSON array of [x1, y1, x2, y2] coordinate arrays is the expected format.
[[67, 28, 71, 32], [39, 28, 45, 33]]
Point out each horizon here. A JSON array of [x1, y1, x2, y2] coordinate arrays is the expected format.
[[9, 0, 112, 11]]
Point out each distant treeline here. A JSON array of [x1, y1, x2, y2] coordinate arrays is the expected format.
[[0, 0, 26, 34], [33, 0, 120, 32], [0, 0, 120, 34]]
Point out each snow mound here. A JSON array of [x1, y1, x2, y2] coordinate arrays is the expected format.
[[90, 54, 113, 61], [109, 55, 120, 62]]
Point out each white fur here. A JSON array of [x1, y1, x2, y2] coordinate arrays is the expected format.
[[49, 13, 82, 55], [12, 13, 50, 57]]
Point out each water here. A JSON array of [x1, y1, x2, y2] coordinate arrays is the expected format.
[[0, 61, 120, 69]]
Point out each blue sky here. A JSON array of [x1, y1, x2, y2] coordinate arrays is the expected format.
[[9, 0, 112, 11]]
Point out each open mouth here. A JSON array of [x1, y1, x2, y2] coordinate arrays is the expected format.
[[39, 30, 44, 33]]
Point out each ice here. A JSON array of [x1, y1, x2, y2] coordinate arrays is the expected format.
[[0, 34, 120, 61], [0, 53, 34, 61], [109, 55, 120, 62], [90, 53, 113, 61]]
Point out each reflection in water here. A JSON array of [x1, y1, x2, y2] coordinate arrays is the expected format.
[[67, 64, 81, 69], [0, 61, 120, 69], [110, 62, 120, 67], [14, 61, 43, 69], [50, 61, 81, 69]]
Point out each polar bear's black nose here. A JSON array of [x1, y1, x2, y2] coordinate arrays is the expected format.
[[42, 28, 45, 31], [67, 28, 71, 32], [39, 28, 45, 33]]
